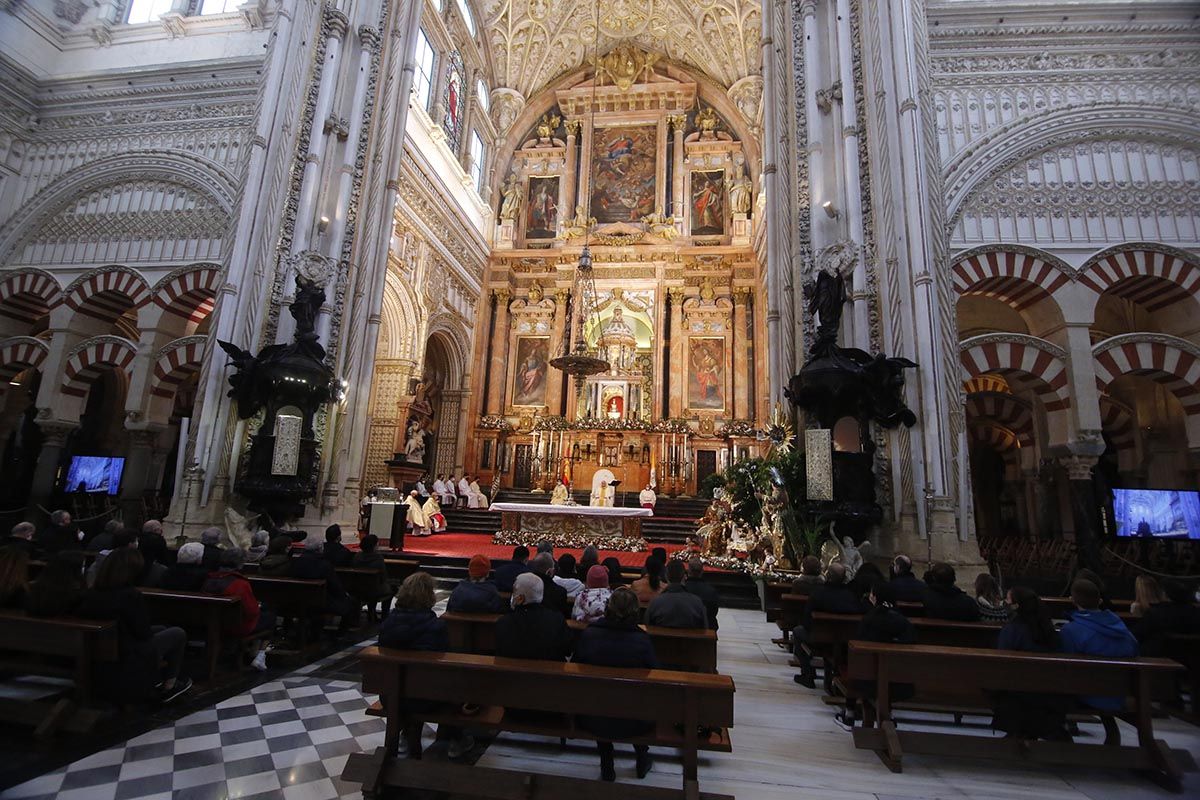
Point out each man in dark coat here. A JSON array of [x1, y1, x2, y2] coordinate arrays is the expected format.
[[683, 558, 720, 630], [4, 522, 41, 558], [37, 509, 79, 555], [322, 524, 354, 567], [492, 546, 531, 593], [921, 562, 981, 621], [529, 552, 569, 616], [1135, 579, 1200, 657], [792, 562, 863, 687], [888, 554, 926, 603], [447, 555, 504, 613], [836, 581, 917, 729], [291, 536, 354, 628], [648, 559, 708, 629], [495, 573, 572, 661]]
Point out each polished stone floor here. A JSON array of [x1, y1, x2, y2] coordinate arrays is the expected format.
[[2, 608, 1197, 800]]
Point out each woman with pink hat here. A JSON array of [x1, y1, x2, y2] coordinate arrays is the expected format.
[[572, 565, 613, 623]]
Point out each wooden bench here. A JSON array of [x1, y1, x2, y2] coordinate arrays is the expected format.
[[140, 588, 243, 680], [1042, 596, 1134, 619], [441, 611, 718, 673], [343, 647, 736, 800], [247, 576, 327, 647], [0, 610, 119, 736], [1160, 633, 1200, 716], [381, 557, 420, 587], [845, 640, 1189, 790]]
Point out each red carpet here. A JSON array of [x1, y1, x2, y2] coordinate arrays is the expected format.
[[392, 531, 686, 567]]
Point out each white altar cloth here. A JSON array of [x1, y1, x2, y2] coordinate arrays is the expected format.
[[489, 502, 652, 518]]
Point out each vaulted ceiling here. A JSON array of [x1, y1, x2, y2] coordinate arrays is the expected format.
[[479, 0, 761, 98]]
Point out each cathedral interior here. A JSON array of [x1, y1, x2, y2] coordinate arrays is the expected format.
[[0, 0, 1199, 797]]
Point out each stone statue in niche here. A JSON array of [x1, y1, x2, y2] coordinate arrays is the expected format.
[[403, 417, 428, 462], [727, 168, 753, 215], [499, 173, 522, 221]]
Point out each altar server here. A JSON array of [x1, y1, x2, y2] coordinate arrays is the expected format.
[[433, 475, 456, 506], [460, 474, 486, 508], [639, 485, 657, 509], [468, 475, 489, 508]]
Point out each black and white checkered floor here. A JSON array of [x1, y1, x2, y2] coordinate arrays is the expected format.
[[1, 644, 386, 800]]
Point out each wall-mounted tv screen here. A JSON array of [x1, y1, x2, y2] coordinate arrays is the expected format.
[[63, 456, 125, 496], [1112, 489, 1200, 540]]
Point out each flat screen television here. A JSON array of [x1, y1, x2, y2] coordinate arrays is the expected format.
[[63, 456, 125, 496], [1111, 488, 1200, 540]]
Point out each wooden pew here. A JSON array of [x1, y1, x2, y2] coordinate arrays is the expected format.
[[381, 557, 420, 587], [763, 581, 792, 645], [440, 611, 718, 673], [139, 588, 242, 680], [247, 575, 327, 617], [845, 640, 1188, 790], [336, 567, 390, 605], [343, 647, 736, 800], [0, 610, 119, 736], [1041, 596, 1134, 618], [1161, 633, 1200, 716]]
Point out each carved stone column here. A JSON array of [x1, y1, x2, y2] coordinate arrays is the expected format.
[[732, 287, 751, 419], [29, 419, 76, 512], [562, 120, 581, 223], [120, 426, 165, 519], [486, 289, 512, 414], [545, 289, 568, 415], [668, 288, 685, 418], [668, 115, 687, 222], [1059, 452, 1103, 574]]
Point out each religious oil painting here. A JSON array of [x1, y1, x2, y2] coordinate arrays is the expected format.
[[690, 170, 725, 235], [512, 336, 550, 407], [526, 176, 560, 239], [687, 337, 725, 411], [590, 124, 657, 224]]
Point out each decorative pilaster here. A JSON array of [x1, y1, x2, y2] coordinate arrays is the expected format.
[[732, 287, 751, 419], [668, 287, 686, 418], [562, 120, 582, 227], [486, 289, 512, 414], [545, 289, 569, 415], [668, 114, 687, 222]]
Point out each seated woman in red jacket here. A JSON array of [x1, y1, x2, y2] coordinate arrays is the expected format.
[[202, 547, 276, 671]]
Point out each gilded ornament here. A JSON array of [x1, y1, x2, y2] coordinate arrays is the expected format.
[[594, 44, 660, 91]]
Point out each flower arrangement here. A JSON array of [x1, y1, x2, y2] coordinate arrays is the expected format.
[[479, 415, 513, 431], [650, 417, 692, 434], [491, 529, 647, 553], [717, 419, 758, 437]]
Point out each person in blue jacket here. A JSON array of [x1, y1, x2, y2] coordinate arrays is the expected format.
[[1059, 578, 1139, 712], [447, 554, 504, 613]]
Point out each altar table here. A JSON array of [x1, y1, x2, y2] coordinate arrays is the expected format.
[[488, 502, 653, 551]]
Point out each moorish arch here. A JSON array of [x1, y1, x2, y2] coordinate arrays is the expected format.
[[1093, 334, 1200, 448], [0, 337, 49, 391], [147, 336, 209, 425], [0, 269, 61, 337], [150, 265, 223, 335], [60, 266, 153, 335], [959, 334, 1072, 446]]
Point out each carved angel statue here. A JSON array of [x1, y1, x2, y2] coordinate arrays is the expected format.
[[695, 106, 719, 134], [217, 340, 264, 420], [641, 205, 677, 240], [535, 112, 561, 141], [499, 173, 522, 221], [726, 169, 753, 215], [559, 205, 595, 241]]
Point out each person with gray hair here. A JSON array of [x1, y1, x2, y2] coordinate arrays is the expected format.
[[88, 518, 123, 553], [39, 509, 80, 554], [291, 532, 355, 633], [4, 521, 40, 558], [141, 519, 164, 537], [245, 530, 271, 563], [530, 552, 569, 615], [535, 541, 553, 556], [161, 542, 209, 591], [495, 572, 572, 661], [199, 526, 223, 569]]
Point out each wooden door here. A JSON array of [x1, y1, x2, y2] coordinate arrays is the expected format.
[[695, 449, 718, 489], [513, 444, 533, 489]]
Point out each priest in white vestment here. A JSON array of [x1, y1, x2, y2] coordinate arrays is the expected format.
[[422, 495, 446, 532], [468, 477, 489, 508], [590, 481, 614, 507], [550, 481, 571, 505], [459, 475, 485, 508], [404, 490, 430, 536]]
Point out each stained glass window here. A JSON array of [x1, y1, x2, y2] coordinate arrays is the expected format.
[[442, 50, 466, 152]]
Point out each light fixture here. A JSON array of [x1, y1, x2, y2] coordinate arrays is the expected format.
[[318, 215, 331, 232], [549, 0, 609, 380], [821, 201, 839, 219]]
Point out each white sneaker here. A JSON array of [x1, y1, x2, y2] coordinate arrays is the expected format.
[[447, 734, 474, 759], [251, 651, 268, 671]]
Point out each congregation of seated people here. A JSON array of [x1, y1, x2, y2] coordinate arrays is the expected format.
[[785, 549, 1200, 737]]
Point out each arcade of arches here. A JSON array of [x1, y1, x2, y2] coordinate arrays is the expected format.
[[0, 0, 1197, 570]]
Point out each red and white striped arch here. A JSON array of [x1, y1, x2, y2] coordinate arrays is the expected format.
[[1080, 247, 1200, 312], [61, 337, 136, 398], [151, 338, 206, 400], [1099, 396, 1137, 453], [0, 337, 49, 388], [64, 268, 151, 324], [962, 374, 1011, 396], [1094, 339, 1200, 416], [968, 422, 1021, 457], [951, 249, 1070, 311], [965, 392, 1034, 447], [0, 269, 60, 326], [154, 266, 221, 326], [960, 338, 1071, 412]]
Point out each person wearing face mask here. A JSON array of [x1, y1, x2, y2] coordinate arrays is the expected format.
[[494, 572, 573, 661]]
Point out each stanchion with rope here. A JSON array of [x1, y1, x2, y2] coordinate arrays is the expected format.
[[1103, 544, 1200, 582], [34, 504, 120, 524]]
